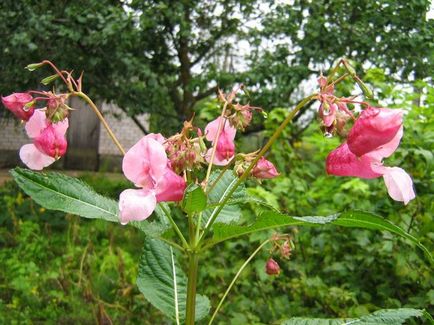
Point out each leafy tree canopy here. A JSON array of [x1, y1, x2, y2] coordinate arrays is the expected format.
[[0, 0, 432, 132]]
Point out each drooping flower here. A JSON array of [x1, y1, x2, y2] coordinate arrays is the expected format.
[[119, 134, 186, 224], [326, 107, 415, 204], [252, 157, 279, 179], [205, 116, 236, 165], [19, 109, 69, 170], [2, 92, 35, 121]]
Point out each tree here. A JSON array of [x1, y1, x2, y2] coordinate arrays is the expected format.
[[245, 0, 433, 109], [1, 0, 432, 133]]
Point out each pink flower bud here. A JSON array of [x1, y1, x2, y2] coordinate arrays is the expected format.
[[319, 103, 337, 128], [2, 92, 35, 121], [252, 157, 279, 179], [265, 258, 280, 275], [280, 240, 292, 259], [317, 75, 327, 88]]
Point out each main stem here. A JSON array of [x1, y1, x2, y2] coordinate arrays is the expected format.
[[186, 252, 199, 324]]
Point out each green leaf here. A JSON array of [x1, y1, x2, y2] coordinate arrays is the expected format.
[[11, 167, 118, 221], [202, 170, 245, 226], [282, 308, 425, 325], [137, 238, 210, 323], [182, 184, 207, 214], [10, 167, 168, 236], [210, 210, 433, 264]]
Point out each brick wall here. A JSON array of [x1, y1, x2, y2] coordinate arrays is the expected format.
[[0, 119, 29, 150], [98, 103, 149, 155]]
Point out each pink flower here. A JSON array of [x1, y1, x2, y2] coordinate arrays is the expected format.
[[2, 92, 35, 121], [347, 107, 403, 157], [205, 116, 237, 165], [326, 107, 415, 204], [19, 109, 69, 170], [252, 157, 279, 179], [119, 134, 186, 224]]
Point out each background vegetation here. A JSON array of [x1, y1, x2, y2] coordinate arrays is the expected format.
[[0, 0, 432, 323], [1, 74, 432, 323]]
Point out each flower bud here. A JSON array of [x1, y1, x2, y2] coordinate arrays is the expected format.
[[41, 74, 60, 86], [280, 240, 292, 259], [1, 92, 35, 121], [46, 94, 70, 123], [317, 75, 328, 88], [252, 157, 279, 179], [265, 258, 280, 275], [25, 62, 44, 71]]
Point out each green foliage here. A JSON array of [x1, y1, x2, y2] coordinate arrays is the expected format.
[[282, 308, 425, 324], [0, 178, 163, 324], [210, 210, 432, 264], [137, 238, 210, 322], [9, 168, 170, 237], [182, 184, 207, 214], [202, 170, 245, 225]]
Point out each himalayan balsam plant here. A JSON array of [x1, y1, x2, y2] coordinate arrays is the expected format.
[[3, 59, 433, 324]]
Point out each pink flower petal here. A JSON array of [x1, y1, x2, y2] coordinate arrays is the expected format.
[[366, 126, 403, 161], [205, 148, 232, 166], [34, 125, 68, 158], [52, 118, 69, 137], [19, 144, 55, 170], [155, 167, 186, 202], [119, 189, 157, 225], [122, 135, 168, 189], [347, 107, 403, 156], [382, 167, 416, 205], [215, 132, 235, 161], [25, 109, 48, 138], [326, 142, 382, 179], [147, 133, 166, 144], [205, 117, 236, 142]]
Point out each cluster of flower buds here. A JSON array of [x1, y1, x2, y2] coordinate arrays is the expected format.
[[164, 120, 206, 173], [216, 87, 262, 132], [316, 74, 355, 137], [265, 234, 294, 276], [2, 91, 70, 170], [317, 61, 415, 205]]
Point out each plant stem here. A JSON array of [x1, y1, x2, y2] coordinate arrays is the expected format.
[[72, 91, 126, 155], [186, 252, 199, 325], [199, 94, 316, 242], [160, 204, 189, 249], [208, 239, 271, 324]]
